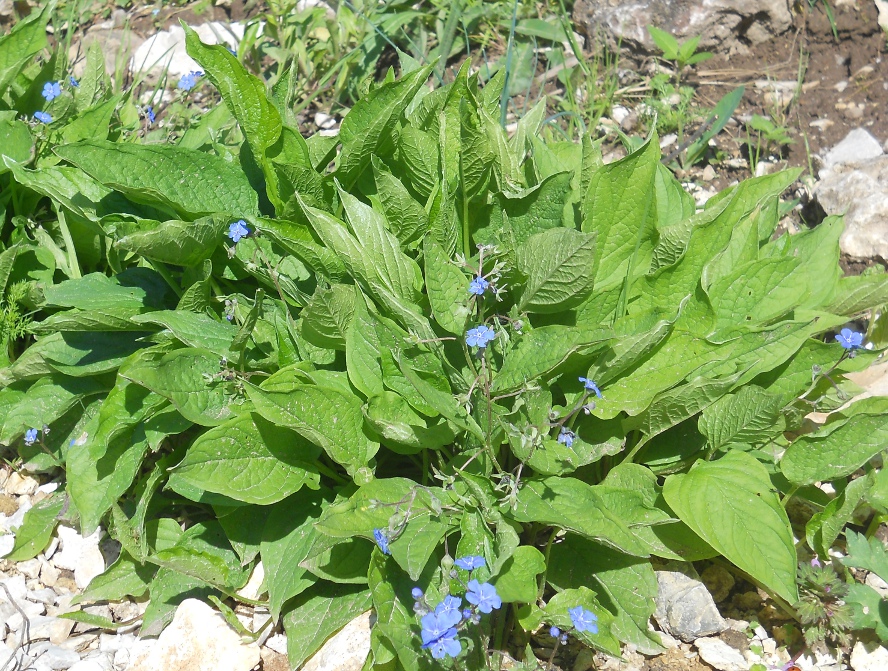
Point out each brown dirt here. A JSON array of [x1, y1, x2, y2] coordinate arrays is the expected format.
[[0, 493, 18, 515], [692, 1, 888, 181]]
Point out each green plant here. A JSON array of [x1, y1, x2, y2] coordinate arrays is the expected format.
[[5, 19, 888, 670], [745, 114, 794, 175], [795, 559, 854, 646]]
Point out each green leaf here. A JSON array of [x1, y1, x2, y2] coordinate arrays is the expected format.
[[490, 545, 545, 603], [517, 228, 596, 313], [2, 493, 64, 561], [781, 398, 888, 485], [282, 584, 372, 669], [59, 611, 129, 630], [300, 284, 355, 350], [130, 310, 236, 356], [498, 172, 573, 245], [492, 325, 612, 393], [169, 413, 321, 506], [388, 513, 448, 581], [74, 551, 155, 604], [548, 535, 663, 654], [43, 271, 170, 310], [300, 536, 373, 584], [55, 141, 259, 219], [698, 385, 785, 450], [364, 392, 456, 454], [148, 520, 249, 590], [806, 472, 874, 559], [141, 567, 216, 636], [115, 214, 229, 266], [827, 271, 888, 316], [336, 65, 434, 187], [583, 138, 658, 289], [122, 348, 242, 426], [845, 582, 888, 640], [510, 477, 649, 557], [260, 490, 327, 619], [423, 237, 471, 335], [372, 156, 429, 245], [663, 451, 798, 602], [842, 530, 888, 584], [0, 116, 34, 170], [530, 587, 622, 656], [647, 25, 679, 58], [246, 378, 379, 476], [0, 2, 50, 93]]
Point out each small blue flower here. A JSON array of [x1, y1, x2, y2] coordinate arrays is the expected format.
[[228, 220, 250, 243], [468, 275, 489, 296], [835, 328, 864, 350], [177, 70, 203, 91], [69, 76, 79, 88], [33, 111, 52, 124], [454, 555, 486, 571], [411, 587, 424, 600], [465, 580, 501, 614], [557, 427, 575, 448], [24, 428, 39, 446], [434, 595, 462, 627], [568, 606, 598, 634], [465, 325, 496, 348], [373, 528, 390, 555], [227, 46, 237, 56], [578, 377, 602, 398], [42, 81, 61, 101], [420, 612, 461, 659], [549, 626, 561, 638], [145, 106, 156, 124]]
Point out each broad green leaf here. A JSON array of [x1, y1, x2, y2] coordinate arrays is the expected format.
[[372, 156, 429, 245], [395, 126, 438, 200], [842, 530, 888, 585], [74, 551, 155, 604], [122, 348, 242, 426], [0, 116, 34, 170], [282, 584, 372, 668], [510, 477, 649, 557], [257, 217, 347, 282], [55, 141, 259, 218], [130, 310, 236, 355], [663, 451, 797, 602], [364, 392, 457, 454], [0, 2, 50, 93], [300, 284, 355, 350], [31, 308, 148, 333], [548, 536, 663, 654], [260, 490, 327, 619], [806, 472, 874, 559], [148, 520, 249, 591], [423, 237, 471, 335], [388, 513, 448, 581], [2, 493, 64, 561], [698, 385, 785, 450], [517, 228, 596, 313], [781, 398, 888, 485], [524, 587, 621, 656], [498, 172, 573, 245], [827, 271, 888, 316], [845, 582, 888, 640], [246, 379, 379, 475], [169, 414, 321, 505], [490, 545, 545, 603], [337, 186, 423, 303], [7, 331, 147, 381], [583, 139, 658, 289], [336, 65, 434, 186], [300, 536, 373, 584], [140, 567, 216, 636], [66, 377, 167, 535], [492, 325, 612, 393], [60, 95, 120, 144], [115, 214, 229, 266], [43, 270, 171, 310]]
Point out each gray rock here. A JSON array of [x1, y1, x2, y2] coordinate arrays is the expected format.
[[70, 26, 146, 78], [301, 611, 373, 671], [821, 128, 884, 174], [653, 565, 728, 642], [17, 557, 43, 580], [0, 0, 14, 19], [130, 22, 243, 79], [572, 0, 792, 56], [695, 637, 748, 671], [814, 155, 888, 260], [851, 641, 888, 671], [31, 642, 82, 670], [26, 588, 60, 606], [54, 526, 106, 590]]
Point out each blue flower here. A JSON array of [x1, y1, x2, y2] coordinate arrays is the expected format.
[[33, 111, 52, 124], [42, 81, 61, 101], [434, 595, 462, 628], [549, 626, 561, 638], [454, 555, 486, 571], [420, 612, 461, 659], [411, 587, 424, 600], [69, 76, 79, 88], [145, 106, 156, 124], [578, 377, 602, 398], [24, 428, 39, 446], [373, 528, 390, 555], [228, 220, 250, 243], [465, 580, 501, 614], [568, 606, 598, 634], [465, 325, 495, 348], [468, 275, 489, 296], [835, 328, 863, 350], [227, 46, 237, 56], [177, 70, 203, 91], [557, 427, 575, 448]]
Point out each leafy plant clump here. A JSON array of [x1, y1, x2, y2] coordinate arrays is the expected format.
[[4, 14, 888, 669]]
